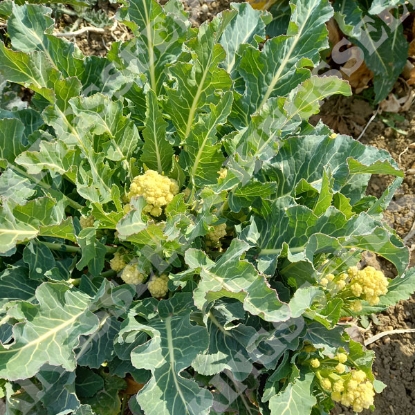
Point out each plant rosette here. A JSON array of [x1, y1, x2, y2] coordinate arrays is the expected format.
[[0, 0, 414, 414]]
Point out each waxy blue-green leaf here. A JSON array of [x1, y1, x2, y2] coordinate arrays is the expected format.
[[181, 91, 233, 187], [233, 0, 333, 121], [262, 134, 402, 205], [227, 76, 351, 170], [12, 196, 77, 242], [141, 90, 173, 173], [117, 0, 190, 94], [165, 15, 233, 141], [0, 43, 58, 102], [269, 373, 316, 415], [219, 2, 271, 77], [76, 315, 120, 369], [16, 140, 81, 180], [192, 305, 257, 381], [7, 3, 87, 79], [0, 205, 38, 254], [75, 367, 104, 398], [0, 265, 39, 302], [76, 228, 107, 276], [70, 94, 141, 162], [0, 168, 36, 207], [23, 240, 62, 281], [82, 373, 126, 415], [186, 240, 291, 322], [0, 108, 43, 142], [0, 118, 27, 168], [116, 197, 147, 239], [0, 283, 99, 381], [369, 0, 410, 15], [334, 0, 408, 103], [121, 294, 212, 415], [37, 365, 80, 415], [7, 3, 54, 53]]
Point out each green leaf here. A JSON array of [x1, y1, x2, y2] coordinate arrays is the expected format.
[[0, 205, 38, 254], [7, 3, 54, 53], [23, 240, 62, 281], [0, 118, 27, 168], [219, 2, 271, 76], [0, 265, 39, 302], [269, 373, 316, 415], [82, 372, 126, 415], [140, 90, 173, 173], [16, 140, 81, 179], [0, 283, 99, 381], [12, 197, 77, 242], [234, 0, 333, 121], [0, 42, 58, 102], [76, 367, 104, 398], [186, 240, 292, 322], [0, 108, 44, 142], [117, 0, 189, 94], [369, 0, 409, 14], [165, 16, 232, 141], [116, 197, 147, 240], [76, 228, 107, 276], [37, 365, 80, 415], [192, 305, 258, 381], [313, 169, 333, 216], [335, 0, 408, 103], [122, 293, 212, 415], [182, 91, 233, 187], [0, 168, 36, 207]]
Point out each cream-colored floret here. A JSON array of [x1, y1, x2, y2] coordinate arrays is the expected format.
[[80, 215, 95, 228], [110, 251, 127, 272], [147, 274, 169, 298], [218, 168, 228, 179], [310, 359, 320, 368], [321, 378, 332, 391], [334, 371, 374, 412], [127, 170, 179, 215], [348, 266, 388, 305], [121, 263, 147, 285], [336, 353, 348, 364], [206, 223, 227, 248], [335, 363, 346, 374]]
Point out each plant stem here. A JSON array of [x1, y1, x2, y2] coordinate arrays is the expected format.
[[258, 246, 305, 256], [41, 241, 82, 253], [40, 241, 118, 254], [101, 269, 117, 278]]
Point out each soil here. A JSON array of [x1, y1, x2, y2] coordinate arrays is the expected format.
[[54, 1, 415, 414]]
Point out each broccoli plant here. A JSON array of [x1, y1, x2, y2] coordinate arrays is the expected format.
[[0, 1, 415, 414]]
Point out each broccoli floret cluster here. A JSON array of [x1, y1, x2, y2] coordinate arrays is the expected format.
[[205, 223, 227, 248], [331, 370, 375, 413], [307, 349, 375, 413], [109, 250, 127, 272], [348, 266, 388, 305], [147, 274, 169, 298], [127, 170, 179, 217], [79, 215, 95, 228], [319, 265, 388, 309], [120, 262, 147, 285]]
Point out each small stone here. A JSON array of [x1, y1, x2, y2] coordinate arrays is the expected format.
[[201, 4, 209, 13]]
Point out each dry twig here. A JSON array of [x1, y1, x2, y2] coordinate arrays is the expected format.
[[364, 328, 415, 346]]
